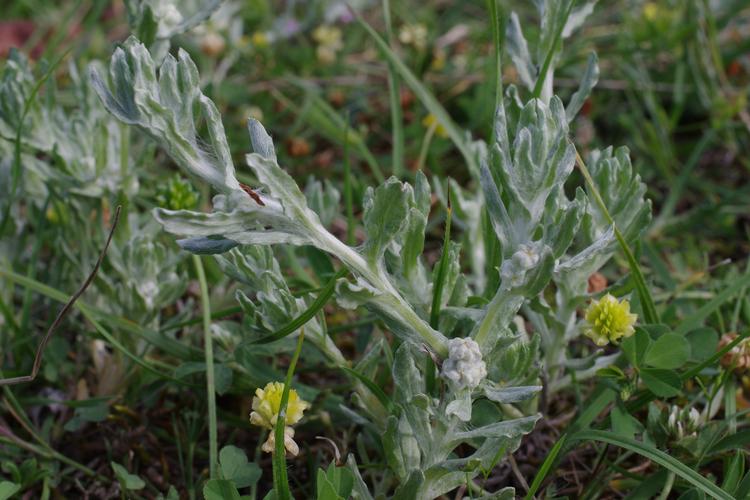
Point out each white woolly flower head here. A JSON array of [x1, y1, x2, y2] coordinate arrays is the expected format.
[[441, 337, 487, 390], [500, 242, 541, 289], [153, 3, 184, 37]]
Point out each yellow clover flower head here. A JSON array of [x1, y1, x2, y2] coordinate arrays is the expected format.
[[250, 382, 310, 456], [584, 294, 637, 346], [422, 113, 448, 139], [313, 25, 343, 64], [251, 31, 270, 49], [643, 2, 659, 21]]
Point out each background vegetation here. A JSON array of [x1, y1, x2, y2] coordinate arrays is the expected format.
[[1, 0, 749, 498]]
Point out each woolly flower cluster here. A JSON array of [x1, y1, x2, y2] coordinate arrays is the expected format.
[[441, 338, 487, 390], [499, 243, 540, 289], [583, 294, 637, 346], [250, 382, 310, 456]]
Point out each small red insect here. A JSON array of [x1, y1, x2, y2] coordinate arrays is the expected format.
[[240, 183, 266, 206]]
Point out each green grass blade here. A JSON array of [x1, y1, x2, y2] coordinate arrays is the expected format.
[[425, 195, 451, 395], [525, 386, 613, 498], [251, 268, 347, 344], [382, 0, 405, 178], [280, 87, 385, 183], [340, 366, 395, 413], [571, 430, 733, 500], [356, 13, 479, 178], [650, 129, 716, 235], [488, 0, 505, 139], [525, 433, 567, 500], [343, 116, 356, 246], [193, 255, 218, 479], [0, 270, 195, 387], [574, 149, 660, 324], [674, 272, 750, 336], [430, 198, 452, 329], [532, 0, 575, 99], [681, 329, 749, 380], [1, 47, 71, 235], [273, 329, 306, 500], [0, 268, 199, 360]]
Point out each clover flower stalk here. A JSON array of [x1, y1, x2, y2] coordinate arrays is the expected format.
[[583, 293, 637, 346], [250, 381, 310, 456]]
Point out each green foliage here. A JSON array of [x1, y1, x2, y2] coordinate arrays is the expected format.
[[1, 0, 748, 499], [316, 462, 354, 500], [111, 461, 146, 491]]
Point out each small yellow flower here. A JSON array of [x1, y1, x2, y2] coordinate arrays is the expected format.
[[46, 206, 60, 224], [422, 113, 448, 138], [251, 31, 269, 48], [430, 49, 446, 71], [584, 294, 637, 346], [313, 25, 343, 64], [250, 382, 310, 456], [398, 23, 428, 50], [250, 381, 309, 429], [643, 2, 659, 22]]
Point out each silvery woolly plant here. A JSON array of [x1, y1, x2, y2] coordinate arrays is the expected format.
[[431, 0, 651, 395], [90, 2, 652, 491], [92, 36, 544, 498], [500, 0, 652, 390], [0, 41, 193, 395]]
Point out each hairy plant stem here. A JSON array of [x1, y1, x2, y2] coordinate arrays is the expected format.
[[193, 255, 218, 479], [473, 291, 522, 349], [311, 229, 449, 357]]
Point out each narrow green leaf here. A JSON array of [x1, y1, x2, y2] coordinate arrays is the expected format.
[[532, 0, 575, 99], [525, 434, 567, 500], [340, 366, 395, 413], [574, 149, 659, 324], [674, 272, 750, 336], [251, 268, 347, 344], [382, 0, 404, 177], [356, 14, 478, 178], [571, 430, 733, 500], [430, 200, 452, 329], [721, 450, 744, 494], [273, 330, 306, 500]]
